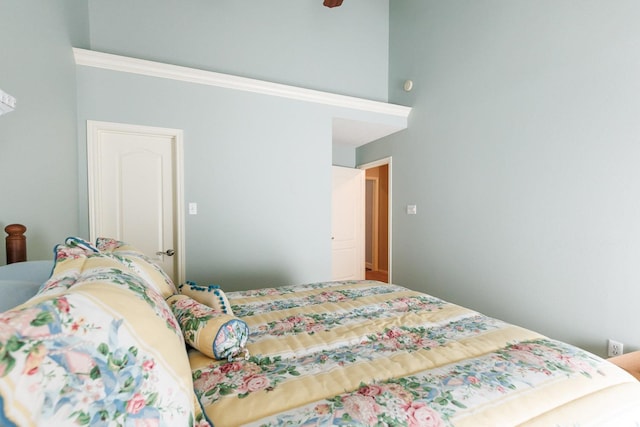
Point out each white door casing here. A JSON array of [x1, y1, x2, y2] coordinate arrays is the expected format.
[[87, 121, 185, 284], [331, 166, 365, 281]]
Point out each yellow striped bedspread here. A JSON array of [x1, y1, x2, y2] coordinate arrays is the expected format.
[[189, 280, 640, 426]]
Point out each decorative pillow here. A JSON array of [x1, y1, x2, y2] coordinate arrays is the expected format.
[[38, 239, 105, 295], [1, 239, 201, 426], [179, 281, 233, 314], [96, 237, 177, 298], [167, 294, 249, 361]]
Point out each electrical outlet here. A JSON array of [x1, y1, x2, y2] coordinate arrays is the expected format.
[[608, 339, 624, 357]]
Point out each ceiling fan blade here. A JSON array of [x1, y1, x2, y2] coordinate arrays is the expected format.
[[323, 0, 344, 8]]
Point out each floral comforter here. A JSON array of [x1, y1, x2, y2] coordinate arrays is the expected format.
[[190, 280, 640, 426], [0, 238, 202, 427]]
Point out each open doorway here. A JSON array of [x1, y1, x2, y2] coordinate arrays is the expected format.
[[359, 158, 391, 283]]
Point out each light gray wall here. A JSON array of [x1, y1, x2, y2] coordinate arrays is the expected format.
[[78, 0, 390, 289], [332, 144, 357, 167], [0, 0, 88, 262], [76, 67, 333, 289], [0, 2, 389, 288], [87, 0, 389, 102], [359, 0, 640, 357]]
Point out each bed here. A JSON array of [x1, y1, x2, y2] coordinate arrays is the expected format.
[[2, 228, 640, 426], [189, 280, 640, 426]]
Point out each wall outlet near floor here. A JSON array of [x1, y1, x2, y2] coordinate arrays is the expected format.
[[607, 339, 624, 357]]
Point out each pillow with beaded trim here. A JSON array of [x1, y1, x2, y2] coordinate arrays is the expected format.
[[178, 281, 233, 315]]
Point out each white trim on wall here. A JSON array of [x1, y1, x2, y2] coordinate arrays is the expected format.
[[73, 48, 411, 118]]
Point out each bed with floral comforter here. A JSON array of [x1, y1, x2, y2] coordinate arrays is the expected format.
[[189, 280, 640, 426]]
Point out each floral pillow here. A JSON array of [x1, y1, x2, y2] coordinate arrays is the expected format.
[[37, 237, 106, 295], [1, 239, 202, 426], [167, 294, 249, 361], [178, 281, 233, 314], [96, 237, 177, 298]]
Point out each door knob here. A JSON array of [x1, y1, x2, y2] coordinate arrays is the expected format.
[[156, 249, 175, 256]]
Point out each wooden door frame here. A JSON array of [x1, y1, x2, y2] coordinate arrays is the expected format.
[[358, 157, 392, 283], [365, 176, 380, 272], [86, 120, 186, 284]]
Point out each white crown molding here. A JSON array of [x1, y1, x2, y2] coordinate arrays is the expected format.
[[73, 48, 411, 119]]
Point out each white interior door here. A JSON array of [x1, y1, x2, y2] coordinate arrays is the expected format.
[[87, 121, 185, 284], [332, 166, 364, 281]]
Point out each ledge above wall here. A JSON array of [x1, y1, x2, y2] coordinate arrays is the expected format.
[[73, 48, 411, 147]]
